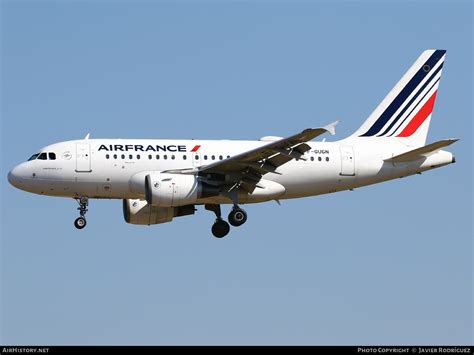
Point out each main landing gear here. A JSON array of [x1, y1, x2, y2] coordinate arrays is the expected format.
[[205, 204, 247, 238], [74, 197, 89, 230], [228, 206, 247, 227]]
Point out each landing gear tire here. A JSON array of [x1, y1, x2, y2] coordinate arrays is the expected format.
[[228, 208, 247, 227], [212, 219, 230, 238], [74, 197, 89, 230], [74, 217, 87, 229]]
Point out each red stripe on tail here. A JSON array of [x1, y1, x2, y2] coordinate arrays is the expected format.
[[397, 91, 437, 137]]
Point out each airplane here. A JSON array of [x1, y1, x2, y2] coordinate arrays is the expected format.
[[7, 49, 457, 238]]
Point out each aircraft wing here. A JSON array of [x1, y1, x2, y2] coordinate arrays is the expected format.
[[198, 122, 338, 192]]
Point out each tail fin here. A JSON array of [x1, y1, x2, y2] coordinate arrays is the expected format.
[[350, 49, 446, 147]]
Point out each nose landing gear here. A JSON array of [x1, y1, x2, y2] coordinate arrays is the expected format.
[[74, 197, 89, 230]]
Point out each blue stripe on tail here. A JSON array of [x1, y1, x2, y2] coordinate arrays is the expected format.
[[377, 63, 443, 137], [359, 49, 445, 137]]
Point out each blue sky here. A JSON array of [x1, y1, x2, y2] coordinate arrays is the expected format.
[[1, 1, 472, 345]]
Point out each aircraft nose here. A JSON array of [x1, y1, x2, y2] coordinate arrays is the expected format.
[[8, 165, 26, 189]]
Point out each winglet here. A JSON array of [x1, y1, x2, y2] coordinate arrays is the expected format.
[[323, 121, 338, 136], [84, 133, 90, 140]]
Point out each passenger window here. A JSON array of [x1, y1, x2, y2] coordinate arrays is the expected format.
[[318, 157, 322, 162], [219, 155, 223, 160], [156, 155, 160, 160], [227, 155, 230, 159], [211, 155, 215, 160], [38, 153, 47, 160], [121, 154, 125, 159], [164, 155, 167, 160], [310, 157, 314, 161], [137, 155, 140, 160], [106, 154, 110, 159], [113, 154, 117, 159], [129, 154, 133, 160], [326, 157, 330, 162], [204, 155, 208, 160], [48, 152, 56, 160], [194, 155, 199, 160], [183, 155, 187, 160], [148, 154, 152, 160], [171, 155, 175, 160]]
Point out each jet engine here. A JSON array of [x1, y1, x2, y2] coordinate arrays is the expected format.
[[142, 173, 220, 207], [123, 199, 196, 225]]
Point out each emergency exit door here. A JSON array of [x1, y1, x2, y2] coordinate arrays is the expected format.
[[76, 143, 92, 172], [340, 146, 355, 176]]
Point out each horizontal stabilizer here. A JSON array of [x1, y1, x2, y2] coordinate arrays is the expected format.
[[385, 139, 458, 163]]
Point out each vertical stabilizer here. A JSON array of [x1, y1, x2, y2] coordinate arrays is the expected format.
[[350, 49, 446, 147]]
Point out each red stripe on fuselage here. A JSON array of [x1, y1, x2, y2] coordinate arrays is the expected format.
[[397, 91, 437, 137], [191, 145, 201, 152]]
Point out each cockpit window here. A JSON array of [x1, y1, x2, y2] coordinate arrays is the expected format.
[[28, 153, 40, 161], [28, 152, 56, 161]]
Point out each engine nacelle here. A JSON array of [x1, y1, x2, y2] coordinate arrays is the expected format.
[[123, 199, 195, 225], [142, 173, 219, 207]]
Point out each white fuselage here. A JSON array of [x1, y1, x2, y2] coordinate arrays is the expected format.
[[7, 50, 455, 236], [7, 137, 454, 205]]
